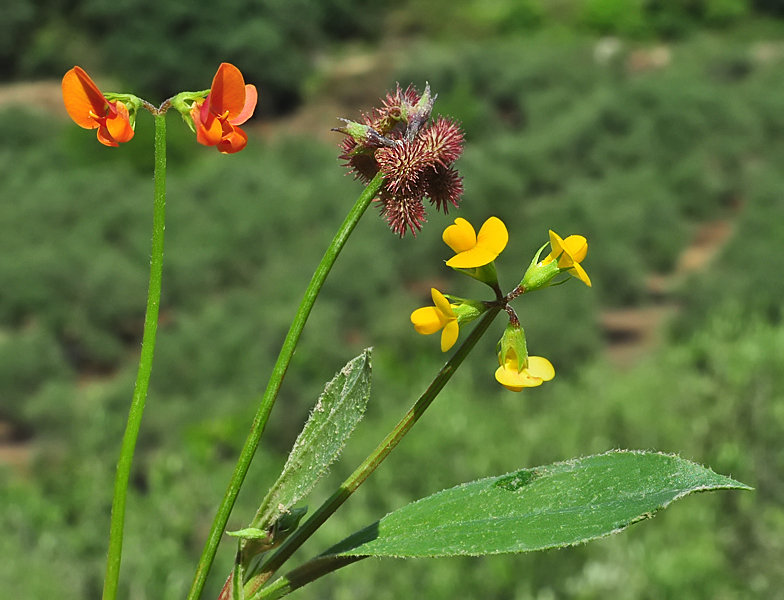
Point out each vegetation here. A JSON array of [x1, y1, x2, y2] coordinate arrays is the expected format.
[[1, 5, 784, 599]]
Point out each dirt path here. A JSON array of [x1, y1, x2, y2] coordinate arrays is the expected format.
[[601, 219, 735, 368]]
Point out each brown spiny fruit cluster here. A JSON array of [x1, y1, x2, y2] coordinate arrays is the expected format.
[[334, 84, 464, 236]]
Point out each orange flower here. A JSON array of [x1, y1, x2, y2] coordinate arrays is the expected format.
[[62, 67, 134, 147], [191, 63, 258, 154]]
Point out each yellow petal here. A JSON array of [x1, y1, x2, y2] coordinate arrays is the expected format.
[[441, 320, 459, 352], [570, 262, 592, 287], [476, 216, 508, 256], [542, 230, 564, 266], [562, 235, 588, 263], [526, 356, 555, 381], [445, 246, 497, 269], [442, 218, 477, 254], [494, 364, 542, 391], [430, 288, 455, 318], [411, 307, 447, 334]]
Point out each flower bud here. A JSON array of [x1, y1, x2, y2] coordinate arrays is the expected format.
[[332, 119, 394, 149], [405, 83, 435, 140], [495, 321, 555, 391]]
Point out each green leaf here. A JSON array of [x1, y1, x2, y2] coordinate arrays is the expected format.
[[251, 349, 372, 530], [326, 450, 751, 557]]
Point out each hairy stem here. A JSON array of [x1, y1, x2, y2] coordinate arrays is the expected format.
[[102, 112, 168, 600], [246, 307, 502, 597], [186, 172, 385, 600]]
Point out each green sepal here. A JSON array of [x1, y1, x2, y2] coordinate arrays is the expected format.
[[452, 261, 499, 288], [443, 295, 488, 328], [497, 321, 528, 374], [103, 93, 143, 130], [169, 90, 210, 133], [519, 242, 559, 292]]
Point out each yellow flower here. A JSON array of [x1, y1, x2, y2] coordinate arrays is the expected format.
[[443, 217, 508, 269], [410, 288, 460, 352], [542, 230, 591, 287], [495, 349, 555, 392]]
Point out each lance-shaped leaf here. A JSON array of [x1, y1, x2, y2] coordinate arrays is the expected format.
[[325, 450, 751, 557], [251, 349, 372, 530]]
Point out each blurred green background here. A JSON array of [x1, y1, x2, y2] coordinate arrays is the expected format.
[[2, 0, 784, 598]]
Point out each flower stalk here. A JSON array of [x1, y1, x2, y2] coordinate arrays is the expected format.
[[244, 306, 502, 597], [102, 112, 168, 600], [186, 172, 385, 600]]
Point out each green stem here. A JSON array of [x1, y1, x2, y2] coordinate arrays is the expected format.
[[102, 112, 168, 600], [255, 556, 364, 600], [186, 172, 385, 600], [247, 307, 502, 597]]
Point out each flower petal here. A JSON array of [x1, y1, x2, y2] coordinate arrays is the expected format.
[[193, 101, 223, 146], [563, 235, 588, 263], [209, 63, 247, 120], [217, 123, 249, 154], [440, 320, 459, 352], [411, 307, 447, 335], [542, 230, 566, 266], [442, 218, 476, 254], [570, 261, 592, 287], [105, 101, 134, 143], [62, 67, 107, 129], [495, 364, 542, 391], [95, 124, 119, 147], [526, 356, 555, 381], [430, 288, 454, 317], [445, 246, 497, 269], [476, 216, 508, 256], [230, 84, 258, 126]]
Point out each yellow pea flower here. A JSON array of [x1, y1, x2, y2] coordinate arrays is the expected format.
[[495, 350, 555, 392], [443, 217, 509, 269], [410, 288, 460, 352], [494, 321, 554, 391], [541, 230, 591, 287]]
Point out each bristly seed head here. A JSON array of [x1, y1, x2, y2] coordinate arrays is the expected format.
[[333, 83, 464, 236]]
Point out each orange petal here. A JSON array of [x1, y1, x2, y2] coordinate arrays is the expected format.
[[193, 102, 223, 146], [95, 124, 119, 147], [209, 63, 247, 120], [217, 125, 248, 154], [230, 84, 257, 126], [62, 67, 107, 129], [105, 102, 134, 143]]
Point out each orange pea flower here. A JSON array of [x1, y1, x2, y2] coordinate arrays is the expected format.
[[62, 67, 134, 147], [191, 63, 258, 154]]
